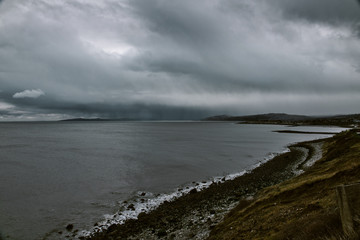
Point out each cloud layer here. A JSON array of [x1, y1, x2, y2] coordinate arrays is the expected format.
[[0, 0, 360, 120], [13, 89, 45, 99]]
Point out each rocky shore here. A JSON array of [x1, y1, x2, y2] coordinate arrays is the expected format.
[[84, 138, 325, 240]]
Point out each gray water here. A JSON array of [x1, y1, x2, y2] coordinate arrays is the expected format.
[[0, 122, 345, 240]]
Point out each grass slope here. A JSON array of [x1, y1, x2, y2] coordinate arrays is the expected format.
[[208, 129, 360, 240]]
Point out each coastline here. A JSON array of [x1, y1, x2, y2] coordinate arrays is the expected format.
[[84, 137, 326, 240], [208, 129, 360, 239]]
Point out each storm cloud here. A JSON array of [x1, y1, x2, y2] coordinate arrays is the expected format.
[[0, 0, 360, 120]]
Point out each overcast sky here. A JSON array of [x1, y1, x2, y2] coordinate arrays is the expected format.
[[0, 0, 360, 120]]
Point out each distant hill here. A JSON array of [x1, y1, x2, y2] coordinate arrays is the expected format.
[[60, 117, 138, 122], [204, 113, 311, 121], [204, 113, 360, 127], [60, 118, 110, 122]]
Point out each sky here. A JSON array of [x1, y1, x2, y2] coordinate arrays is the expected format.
[[0, 0, 360, 120]]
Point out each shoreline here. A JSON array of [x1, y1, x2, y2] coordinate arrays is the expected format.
[[208, 129, 360, 239], [84, 137, 327, 240], [272, 130, 337, 134]]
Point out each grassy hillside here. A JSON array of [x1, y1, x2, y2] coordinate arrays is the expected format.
[[208, 129, 360, 240]]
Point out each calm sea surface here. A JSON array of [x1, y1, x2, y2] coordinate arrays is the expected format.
[[0, 122, 345, 239]]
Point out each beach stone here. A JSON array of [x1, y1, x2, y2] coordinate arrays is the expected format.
[[189, 189, 197, 194], [157, 229, 167, 237], [168, 217, 176, 223], [107, 224, 118, 233], [138, 212, 146, 219], [187, 232, 196, 238], [127, 204, 135, 210], [66, 224, 74, 231]]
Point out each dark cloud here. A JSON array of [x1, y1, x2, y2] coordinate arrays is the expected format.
[[272, 0, 360, 23], [0, 0, 360, 120], [271, 0, 360, 37]]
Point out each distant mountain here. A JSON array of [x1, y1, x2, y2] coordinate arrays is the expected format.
[[236, 113, 312, 121], [204, 115, 234, 121], [204, 113, 360, 127], [60, 118, 110, 122], [204, 113, 311, 121], [60, 117, 138, 122]]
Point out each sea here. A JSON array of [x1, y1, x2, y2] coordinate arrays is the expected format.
[[0, 121, 346, 240]]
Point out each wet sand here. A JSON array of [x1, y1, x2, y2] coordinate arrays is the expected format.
[[84, 138, 325, 240]]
